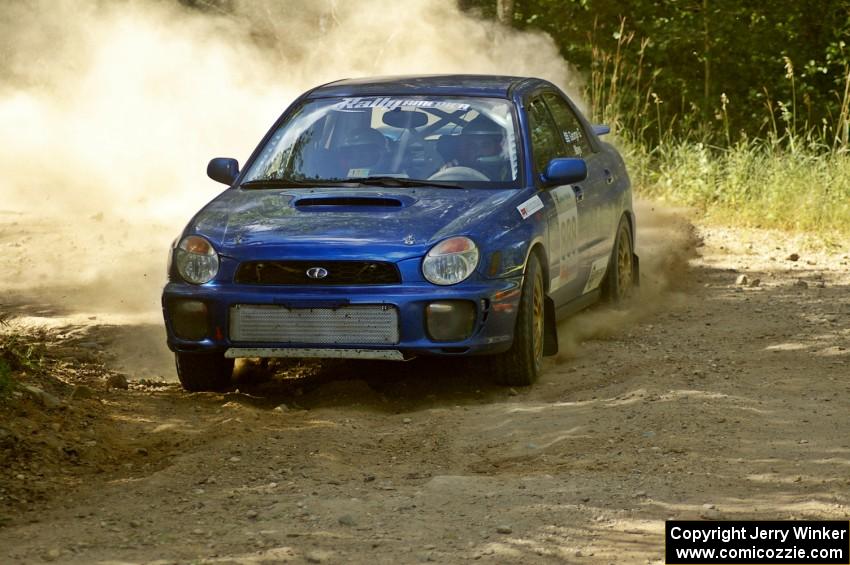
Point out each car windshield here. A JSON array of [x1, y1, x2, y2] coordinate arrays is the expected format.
[[243, 96, 520, 189]]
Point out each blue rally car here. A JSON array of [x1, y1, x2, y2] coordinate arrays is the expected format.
[[162, 75, 638, 391]]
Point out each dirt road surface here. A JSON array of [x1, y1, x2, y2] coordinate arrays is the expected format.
[[1, 204, 848, 564]]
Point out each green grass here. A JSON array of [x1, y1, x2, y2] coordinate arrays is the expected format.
[[0, 359, 13, 400], [623, 140, 850, 239], [0, 332, 46, 401], [586, 22, 850, 240]]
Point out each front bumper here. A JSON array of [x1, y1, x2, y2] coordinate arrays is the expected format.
[[161, 277, 523, 358]]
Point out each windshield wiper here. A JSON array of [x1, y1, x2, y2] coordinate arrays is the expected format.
[[240, 178, 356, 189], [241, 176, 465, 190], [352, 176, 464, 190]]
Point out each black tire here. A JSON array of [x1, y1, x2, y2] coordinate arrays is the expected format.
[[175, 351, 234, 392], [490, 254, 545, 387], [601, 216, 635, 304]]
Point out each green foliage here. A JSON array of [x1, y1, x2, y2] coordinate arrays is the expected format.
[[0, 359, 13, 400], [625, 139, 850, 237], [1, 336, 42, 372], [461, 1, 850, 236], [464, 0, 850, 148], [0, 331, 48, 400]]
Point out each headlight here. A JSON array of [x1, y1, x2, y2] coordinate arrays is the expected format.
[[174, 235, 219, 284], [422, 236, 479, 285]]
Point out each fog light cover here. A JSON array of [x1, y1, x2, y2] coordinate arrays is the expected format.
[[170, 299, 209, 340], [425, 300, 475, 342]]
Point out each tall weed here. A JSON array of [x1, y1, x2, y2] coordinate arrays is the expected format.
[[628, 141, 850, 237], [588, 20, 850, 237], [0, 332, 46, 400]]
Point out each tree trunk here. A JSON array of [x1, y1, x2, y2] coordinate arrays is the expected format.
[[703, 0, 710, 119], [497, 0, 514, 25]]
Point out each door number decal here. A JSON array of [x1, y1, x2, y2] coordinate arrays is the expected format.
[[549, 188, 578, 291]]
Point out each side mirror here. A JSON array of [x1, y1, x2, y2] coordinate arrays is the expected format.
[[541, 158, 587, 187], [592, 124, 611, 136], [207, 157, 239, 185]]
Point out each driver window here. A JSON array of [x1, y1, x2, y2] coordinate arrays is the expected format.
[[527, 97, 563, 173], [542, 92, 592, 157]]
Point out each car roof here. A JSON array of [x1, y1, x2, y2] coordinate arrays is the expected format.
[[306, 74, 543, 99]]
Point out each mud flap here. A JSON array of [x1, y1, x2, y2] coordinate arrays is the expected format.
[[543, 295, 558, 356], [632, 253, 640, 287]]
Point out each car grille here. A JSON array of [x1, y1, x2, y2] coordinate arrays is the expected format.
[[234, 260, 401, 285], [229, 304, 399, 345]]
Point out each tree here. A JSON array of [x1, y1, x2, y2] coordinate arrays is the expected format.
[[462, 0, 850, 145]]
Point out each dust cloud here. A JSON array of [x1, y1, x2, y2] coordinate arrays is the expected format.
[[0, 0, 582, 378], [555, 200, 700, 357], [0, 0, 580, 220], [0, 0, 579, 313], [0, 0, 692, 378]]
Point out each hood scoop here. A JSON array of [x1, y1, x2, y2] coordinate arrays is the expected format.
[[294, 196, 404, 209]]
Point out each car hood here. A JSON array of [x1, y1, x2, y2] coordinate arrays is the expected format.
[[191, 186, 518, 261]]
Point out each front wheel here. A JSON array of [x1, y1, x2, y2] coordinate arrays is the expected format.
[[175, 351, 234, 392], [601, 216, 636, 304], [489, 254, 545, 387]]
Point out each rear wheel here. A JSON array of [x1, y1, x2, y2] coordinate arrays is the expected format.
[[601, 217, 635, 304], [490, 254, 544, 387], [175, 351, 234, 392]]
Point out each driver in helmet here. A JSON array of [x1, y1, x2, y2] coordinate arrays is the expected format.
[[438, 114, 507, 180], [336, 127, 389, 178]]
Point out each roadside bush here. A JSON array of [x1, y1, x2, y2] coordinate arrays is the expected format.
[[627, 140, 850, 238], [0, 358, 13, 400], [580, 18, 850, 239], [0, 332, 46, 401]]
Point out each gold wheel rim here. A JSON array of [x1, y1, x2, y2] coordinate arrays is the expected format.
[[532, 271, 544, 363], [616, 228, 633, 299]]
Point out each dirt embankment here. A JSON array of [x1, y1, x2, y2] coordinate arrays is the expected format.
[[1, 204, 849, 564]]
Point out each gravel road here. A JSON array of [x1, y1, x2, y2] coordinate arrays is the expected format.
[[1, 204, 848, 564]]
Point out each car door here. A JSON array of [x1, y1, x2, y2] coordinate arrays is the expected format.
[[524, 95, 585, 306], [542, 91, 617, 295]]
